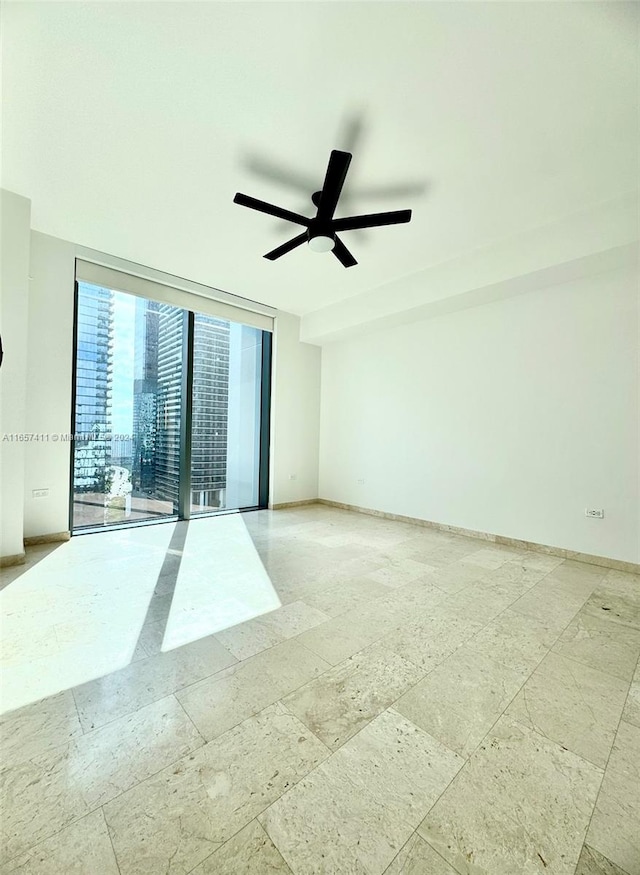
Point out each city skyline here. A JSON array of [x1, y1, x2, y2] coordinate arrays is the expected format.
[[72, 282, 247, 525]]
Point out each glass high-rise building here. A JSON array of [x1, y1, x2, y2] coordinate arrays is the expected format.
[[132, 298, 160, 495], [73, 283, 114, 493], [191, 314, 230, 511], [132, 303, 232, 511], [154, 305, 184, 508]]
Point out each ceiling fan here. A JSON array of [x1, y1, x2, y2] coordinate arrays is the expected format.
[[233, 149, 412, 268]]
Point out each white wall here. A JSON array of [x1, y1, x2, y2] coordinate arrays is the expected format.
[[270, 311, 321, 505], [23, 232, 75, 538], [319, 262, 639, 564], [0, 190, 31, 559]]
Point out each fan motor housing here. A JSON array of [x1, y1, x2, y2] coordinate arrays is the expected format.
[[308, 219, 335, 239], [233, 149, 412, 267], [308, 234, 335, 253]]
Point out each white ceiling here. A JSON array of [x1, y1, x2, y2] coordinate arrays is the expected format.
[[2, 2, 637, 316]]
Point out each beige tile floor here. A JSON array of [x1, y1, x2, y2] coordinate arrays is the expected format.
[[1, 506, 639, 874]]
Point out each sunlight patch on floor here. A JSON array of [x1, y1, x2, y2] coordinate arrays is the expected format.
[[1, 524, 178, 713], [160, 514, 280, 652], [1, 515, 281, 714]]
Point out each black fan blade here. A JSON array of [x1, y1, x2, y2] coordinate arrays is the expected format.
[[333, 236, 357, 268], [244, 155, 317, 193], [316, 150, 352, 222], [332, 209, 412, 232], [234, 193, 310, 227], [264, 232, 308, 261]]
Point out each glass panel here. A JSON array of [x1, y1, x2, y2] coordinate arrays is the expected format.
[[72, 283, 183, 529], [72, 279, 267, 531], [190, 315, 263, 513]]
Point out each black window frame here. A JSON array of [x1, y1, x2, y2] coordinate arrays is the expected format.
[[69, 271, 272, 534]]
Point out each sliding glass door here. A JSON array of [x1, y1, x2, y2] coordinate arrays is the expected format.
[[71, 280, 270, 532], [191, 315, 263, 514]]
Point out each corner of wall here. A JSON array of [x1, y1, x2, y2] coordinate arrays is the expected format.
[[0, 189, 32, 558], [23, 231, 77, 539], [269, 311, 321, 506]]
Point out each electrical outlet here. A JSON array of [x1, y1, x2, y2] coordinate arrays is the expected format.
[[357, 479, 365, 485], [32, 488, 49, 498], [289, 474, 297, 481], [585, 508, 604, 519]]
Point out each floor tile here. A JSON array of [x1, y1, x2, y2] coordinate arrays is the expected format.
[[138, 591, 174, 626], [295, 599, 404, 666], [0, 691, 82, 765], [385, 834, 460, 874], [466, 609, 563, 674], [3, 508, 637, 875], [215, 619, 285, 660], [214, 600, 329, 660], [1, 755, 85, 862], [103, 703, 329, 875], [506, 651, 628, 768], [386, 577, 447, 617], [176, 638, 329, 740], [510, 579, 586, 632], [460, 547, 519, 570], [1, 695, 203, 860], [134, 618, 170, 656], [0, 810, 119, 875], [546, 560, 607, 590], [542, 571, 604, 603], [394, 645, 526, 757], [366, 559, 434, 589], [426, 561, 487, 595], [336, 708, 463, 819], [606, 719, 640, 783], [412, 543, 479, 570], [73, 634, 237, 730], [302, 575, 392, 618], [605, 569, 640, 587], [189, 820, 292, 874], [1, 624, 60, 668], [574, 844, 630, 875], [283, 642, 424, 750], [435, 585, 513, 625], [587, 721, 640, 875], [269, 575, 332, 608], [515, 552, 565, 572], [257, 600, 330, 637], [73, 694, 204, 804], [392, 531, 452, 555], [552, 613, 640, 682], [464, 572, 540, 605], [352, 526, 426, 551], [582, 579, 640, 631], [487, 559, 549, 587], [418, 715, 603, 875], [622, 661, 640, 728], [260, 709, 463, 875], [380, 610, 485, 674]]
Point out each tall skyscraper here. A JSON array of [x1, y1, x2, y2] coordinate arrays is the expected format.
[[75, 289, 235, 516], [154, 305, 184, 508], [131, 303, 232, 512], [132, 298, 160, 495], [191, 314, 230, 510], [73, 283, 114, 493]]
